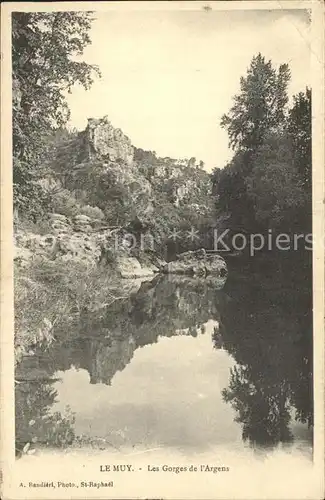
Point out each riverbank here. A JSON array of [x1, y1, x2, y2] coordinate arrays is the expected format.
[[14, 211, 229, 364], [14, 256, 152, 364]]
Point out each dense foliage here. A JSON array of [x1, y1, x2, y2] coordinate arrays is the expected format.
[[12, 11, 100, 218], [212, 53, 311, 245]]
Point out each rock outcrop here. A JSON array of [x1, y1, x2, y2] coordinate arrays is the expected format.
[[14, 214, 106, 267], [173, 180, 197, 207], [14, 213, 163, 278], [14, 116, 220, 282], [83, 116, 134, 166], [163, 248, 228, 280], [15, 222, 226, 280]]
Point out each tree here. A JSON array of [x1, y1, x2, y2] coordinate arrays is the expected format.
[[286, 88, 312, 240], [214, 55, 312, 241], [12, 12, 100, 218], [244, 88, 312, 233], [211, 151, 256, 233], [287, 88, 312, 191], [214, 55, 292, 237], [246, 131, 307, 231], [220, 53, 291, 152]]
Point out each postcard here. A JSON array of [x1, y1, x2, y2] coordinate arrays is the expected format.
[[1, 1, 324, 499]]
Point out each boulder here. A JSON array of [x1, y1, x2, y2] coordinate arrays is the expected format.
[[191, 261, 207, 276], [49, 213, 69, 223], [162, 249, 228, 279], [177, 248, 206, 261], [73, 214, 92, 224], [205, 254, 228, 277], [164, 260, 191, 274], [50, 221, 71, 234], [115, 257, 156, 279], [73, 224, 93, 233], [49, 214, 72, 234]]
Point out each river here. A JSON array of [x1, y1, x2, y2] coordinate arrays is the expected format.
[[15, 260, 313, 461]]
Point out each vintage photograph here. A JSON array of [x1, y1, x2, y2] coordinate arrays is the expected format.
[[2, 1, 324, 499]]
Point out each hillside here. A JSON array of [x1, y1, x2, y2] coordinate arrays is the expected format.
[[16, 116, 214, 260]]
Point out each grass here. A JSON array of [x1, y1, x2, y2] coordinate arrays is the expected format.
[[14, 256, 125, 363]]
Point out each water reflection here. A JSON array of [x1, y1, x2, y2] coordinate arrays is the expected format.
[[15, 272, 313, 457], [217, 268, 313, 449], [52, 327, 241, 453]]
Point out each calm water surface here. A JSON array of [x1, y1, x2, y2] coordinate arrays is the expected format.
[[15, 268, 313, 459]]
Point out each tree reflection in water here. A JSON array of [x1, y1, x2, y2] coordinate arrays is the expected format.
[[15, 267, 313, 454], [15, 379, 75, 456], [215, 259, 313, 449]]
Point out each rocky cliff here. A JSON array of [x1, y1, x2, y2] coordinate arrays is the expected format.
[[15, 116, 216, 277], [82, 116, 134, 166]]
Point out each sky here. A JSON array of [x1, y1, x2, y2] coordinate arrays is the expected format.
[[66, 7, 311, 171]]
